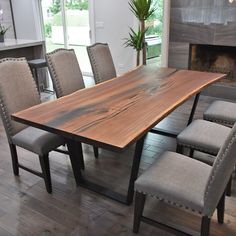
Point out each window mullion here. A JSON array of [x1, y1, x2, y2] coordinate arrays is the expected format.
[[60, 0, 68, 48]]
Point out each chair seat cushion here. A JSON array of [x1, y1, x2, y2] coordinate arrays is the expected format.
[[135, 151, 211, 213], [177, 120, 231, 155], [12, 127, 65, 155], [203, 101, 236, 127]]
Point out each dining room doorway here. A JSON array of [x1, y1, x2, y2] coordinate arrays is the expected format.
[[40, 0, 93, 74]]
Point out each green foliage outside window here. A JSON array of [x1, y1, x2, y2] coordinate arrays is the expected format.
[[49, 0, 88, 15], [146, 0, 163, 37], [49, 0, 61, 14], [66, 0, 88, 10], [44, 22, 52, 38]]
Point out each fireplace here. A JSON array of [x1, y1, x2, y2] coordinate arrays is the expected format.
[[169, 1, 236, 99], [189, 44, 236, 82]]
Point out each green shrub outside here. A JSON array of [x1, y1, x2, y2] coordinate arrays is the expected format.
[[49, 0, 88, 15], [66, 1, 88, 10], [44, 22, 52, 38], [146, 0, 163, 37]]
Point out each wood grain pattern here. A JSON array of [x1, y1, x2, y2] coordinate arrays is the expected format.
[[12, 65, 225, 151]]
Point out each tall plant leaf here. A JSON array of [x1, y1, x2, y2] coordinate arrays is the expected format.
[[123, 27, 147, 51], [129, 0, 156, 20]]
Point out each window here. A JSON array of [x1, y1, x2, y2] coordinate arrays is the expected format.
[[146, 0, 163, 65], [40, 0, 92, 74]]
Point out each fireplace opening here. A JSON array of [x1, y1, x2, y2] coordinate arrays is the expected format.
[[189, 44, 236, 84]]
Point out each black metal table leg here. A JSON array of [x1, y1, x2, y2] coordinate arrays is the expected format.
[[187, 92, 200, 125], [150, 93, 201, 137], [66, 139, 84, 185], [66, 135, 146, 205], [126, 135, 146, 204], [149, 128, 178, 138]]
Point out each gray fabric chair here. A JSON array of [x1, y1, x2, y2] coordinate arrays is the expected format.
[[46, 48, 98, 159], [204, 100, 236, 127], [133, 122, 236, 236], [46, 48, 85, 98], [0, 58, 65, 193], [177, 119, 233, 195], [177, 119, 231, 157], [87, 43, 117, 84]]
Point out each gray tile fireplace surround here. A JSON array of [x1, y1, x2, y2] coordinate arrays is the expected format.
[[169, 0, 236, 100]]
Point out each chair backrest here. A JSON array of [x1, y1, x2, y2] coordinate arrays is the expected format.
[[0, 58, 40, 142], [46, 48, 85, 98], [204, 122, 236, 216], [87, 43, 117, 84]]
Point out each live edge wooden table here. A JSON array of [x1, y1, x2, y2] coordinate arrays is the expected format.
[[12, 65, 225, 205]]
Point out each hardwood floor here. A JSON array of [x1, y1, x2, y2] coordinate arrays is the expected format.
[[0, 94, 235, 236]]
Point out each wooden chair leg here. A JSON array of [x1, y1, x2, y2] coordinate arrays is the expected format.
[[201, 216, 211, 236], [176, 144, 183, 154], [226, 176, 232, 197], [133, 192, 146, 233], [217, 192, 225, 224], [9, 143, 19, 175], [39, 154, 52, 193], [93, 146, 99, 159]]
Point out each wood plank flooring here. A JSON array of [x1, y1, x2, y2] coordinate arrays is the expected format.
[[0, 94, 235, 236]]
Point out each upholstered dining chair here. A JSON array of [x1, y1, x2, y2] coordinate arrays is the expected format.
[[46, 48, 85, 98], [0, 58, 65, 193], [204, 100, 236, 127], [87, 43, 117, 84], [177, 119, 231, 158], [176, 119, 233, 195], [46, 48, 98, 158], [133, 122, 236, 236]]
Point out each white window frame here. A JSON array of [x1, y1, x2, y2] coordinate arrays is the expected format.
[[161, 0, 171, 67]]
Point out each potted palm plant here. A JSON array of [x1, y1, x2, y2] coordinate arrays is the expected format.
[[127, 0, 156, 65], [124, 27, 147, 66], [0, 24, 9, 42]]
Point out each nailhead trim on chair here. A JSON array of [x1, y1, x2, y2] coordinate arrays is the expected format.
[[204, 116, 234, 127], [204, 133, 236, 201], [0, 57, 40, 96], [46, 48, 75, 98], [0, 90, 13, 140], [0, 58, 39, 141], [87, 43, 105, 84], [0, 57, 25, 63], [135, 189, 204, 215]]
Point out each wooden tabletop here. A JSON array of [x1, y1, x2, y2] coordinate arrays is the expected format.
[[12, 65, 225, 151]]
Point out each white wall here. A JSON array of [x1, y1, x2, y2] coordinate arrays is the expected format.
[[91, 0, 137, 74], [11, 0, 42, 40]]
